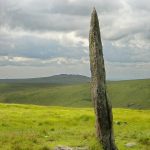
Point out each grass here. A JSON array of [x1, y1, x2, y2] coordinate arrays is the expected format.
[[108, 79, 150, 109], [0, 79, 150, 109], [0, 103, 149, 150]]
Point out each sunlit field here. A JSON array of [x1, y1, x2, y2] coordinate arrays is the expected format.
[[0, 103, 149, 150]]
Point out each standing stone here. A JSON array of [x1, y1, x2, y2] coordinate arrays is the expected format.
[[89, 8, 118, 150]]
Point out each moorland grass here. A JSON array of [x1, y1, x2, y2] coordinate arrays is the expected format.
[[0, 79, 150, 109], [0, 103, 149, 150]]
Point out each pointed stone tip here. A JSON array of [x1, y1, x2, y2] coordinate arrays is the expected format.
[[92, 7, 97, 14], [90, 7, 99, 29], [91, 7, 97, 19]]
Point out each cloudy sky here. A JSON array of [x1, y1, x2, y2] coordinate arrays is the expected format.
[[0, 0, 150, 79]]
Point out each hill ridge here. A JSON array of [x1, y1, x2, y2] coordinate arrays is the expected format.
[[0, 74, 90, 84]]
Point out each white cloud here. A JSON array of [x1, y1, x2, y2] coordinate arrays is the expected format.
[[0, 55, 90, 66]]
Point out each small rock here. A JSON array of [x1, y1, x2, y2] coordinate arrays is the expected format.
[[55, 146, 72, 150], [125, 142, 136, 147], [74, 147, 88, 150], [54, 146, 88, 150]]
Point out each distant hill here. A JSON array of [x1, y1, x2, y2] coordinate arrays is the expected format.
[[0, 78, 149, 109], [0, 74, 90, 84]]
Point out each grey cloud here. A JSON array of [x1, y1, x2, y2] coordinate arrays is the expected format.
[[127, 0, 150, 12], [106, 61, 150, 80], [0, 0, 122, 32], [103, 41, 150, 63], [0, 0, 150, 79], [0, 33, 88, 59], [48, 0, 122, 15], [1, 0, 149, 41], [101, 14, 150, 41], [1, 10, 88, 32]]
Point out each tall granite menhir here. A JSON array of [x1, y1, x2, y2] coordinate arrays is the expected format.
[[89, 8, 118, 150]]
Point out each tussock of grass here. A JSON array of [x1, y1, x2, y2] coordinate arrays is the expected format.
[[0, 103, 149, 150]]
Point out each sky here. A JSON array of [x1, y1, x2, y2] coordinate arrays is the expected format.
[[0, 0, 150, 80]]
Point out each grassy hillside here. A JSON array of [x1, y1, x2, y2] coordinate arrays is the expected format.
[[0, 83, 90, 107], [0, 79, 150, 109], [0, 79, 149, 109], [107, 79, 150, 109], [0, 103, 149, 150]]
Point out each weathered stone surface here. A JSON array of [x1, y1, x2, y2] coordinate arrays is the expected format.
[[89, 8, 118, 150]]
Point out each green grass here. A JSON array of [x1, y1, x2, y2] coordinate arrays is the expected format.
[[0, 103, 149, 150], [107, 79, 150, 109], [0, 79, 150, 109]]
